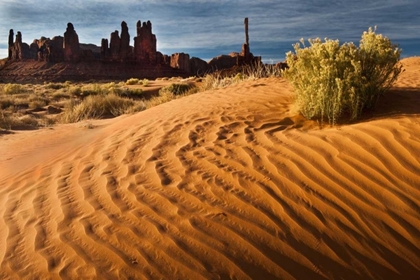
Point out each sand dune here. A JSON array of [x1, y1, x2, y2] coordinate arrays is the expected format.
[[1, 58, 420, 279]]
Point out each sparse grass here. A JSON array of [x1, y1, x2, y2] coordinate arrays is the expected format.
[[0, 111, 41, 130], [0, 71, 263, 130], [1, 83, 26, 95], [45, 82, 66, 90], [159, 83, 195, 96], [60, 93, 135, 123], [200, 62, 282, 91]]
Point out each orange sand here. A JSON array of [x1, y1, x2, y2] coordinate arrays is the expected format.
[[1, 58, 419, 279]]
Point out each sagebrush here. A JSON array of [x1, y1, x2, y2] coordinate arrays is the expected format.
[[283, 27, 402, 124]]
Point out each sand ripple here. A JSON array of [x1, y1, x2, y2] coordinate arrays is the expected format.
[[1, 59, 420, 279]]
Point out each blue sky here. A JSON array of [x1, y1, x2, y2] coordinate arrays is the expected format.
[[1, 0, 419, 62]]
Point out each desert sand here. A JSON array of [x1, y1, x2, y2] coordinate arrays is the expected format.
[[1, 58, 419, 279]]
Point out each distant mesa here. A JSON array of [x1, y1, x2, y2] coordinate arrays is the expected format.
[[3, 18, 261, 81]]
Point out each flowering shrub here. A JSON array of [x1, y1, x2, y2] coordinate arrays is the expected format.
[[283, 27, 402, 124]]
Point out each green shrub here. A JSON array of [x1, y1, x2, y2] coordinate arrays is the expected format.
[[283, 27, 402, 124]]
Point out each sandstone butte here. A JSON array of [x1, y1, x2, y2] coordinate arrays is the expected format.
[[1, 18, 261, 82]]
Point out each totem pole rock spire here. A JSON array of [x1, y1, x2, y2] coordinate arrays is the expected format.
[[245, 17, 249, 48]]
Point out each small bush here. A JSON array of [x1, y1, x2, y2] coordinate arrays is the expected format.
[[45, 82, 65, 90], [283, 27, 402, 124], [29, 100, 47, 109], [141, 79, 149, 86], [0, 111, 11, 130], [126, 78, 140, 85], [80, 84, 106, 96], [52, 90, 71, 100], [0, 96, 14, 109], [2, 83, 25, 95], [159, 83, 195, 96], [0, 112, 40, 130], [126, 88, 143, 96], [61, 93, 134, 123]]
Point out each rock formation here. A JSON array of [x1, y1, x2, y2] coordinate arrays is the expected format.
[[109, 30, 121, 60], [119, 21, 130, 60], [101, 38, 109, 59], [208, 54, 238, 70], [194, 17, 260, 73], [238, 17, 256, 65], [170, 53, 190, 73], [190, 57, 209, 75], [134, 20, 157, 63], [8, 29, 13, 59], [245, 18, 249, 48], [8, 31, 30, 60], [63, 23, 80, 62], [3, 17, 263, 81]]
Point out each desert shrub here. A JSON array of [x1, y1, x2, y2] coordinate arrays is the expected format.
[[141, 79, 150, 86], [104, 82, 124, 96], [126, 88, 143, 96], [45, 82, 65, 90], [126, 78, 149, 86], [17, 114, 40, 128], [283, 27, 402, 124], [159, 83, 194, 96], [0, 111, 11, 130], [0, 96, 15, 109], [61, 93, 134, 123], [29, 100, 47, 109], [2, 83, 25, 95], [52, 90, 71, 100], [68, 85, 82, 96], [80, 84, 106, 96], [0, 112, 40, 130], [126, 78, 141, 85]]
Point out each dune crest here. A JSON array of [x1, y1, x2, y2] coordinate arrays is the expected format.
[[1, 59, 420, 279]]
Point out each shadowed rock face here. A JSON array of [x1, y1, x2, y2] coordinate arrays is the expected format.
[[8, 29, 13, 59], [170, 53, 190, 73], [63, 23, 80, 62], [110, 30, 121, 60], [119, 21, 130, 60], [134, 20, 157, 63], [8, 30, 30, 60]]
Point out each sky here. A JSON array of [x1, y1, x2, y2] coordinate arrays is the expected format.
[[1, 0, 420, 63]]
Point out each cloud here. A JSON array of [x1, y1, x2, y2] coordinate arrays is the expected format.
[[0, 0, 419, 61]]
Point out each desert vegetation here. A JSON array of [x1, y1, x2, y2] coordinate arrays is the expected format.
[[0, 79, 198, 130], [283, 27, 402, 125], [0, 62, 285, 131]]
